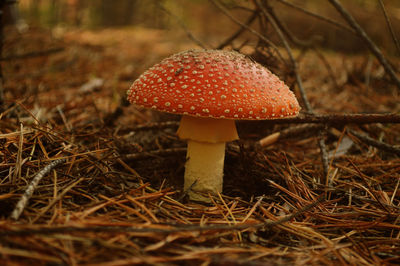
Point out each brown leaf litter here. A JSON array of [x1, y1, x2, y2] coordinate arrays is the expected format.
[[0, 26, 400, 265]]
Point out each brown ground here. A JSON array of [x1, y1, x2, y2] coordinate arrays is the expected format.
[[0, 24, 400, 265]]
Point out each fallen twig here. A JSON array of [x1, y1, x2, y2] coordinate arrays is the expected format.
[[10, 158, 66, 220], [348, 129, 400, 157], [259, 124, 323, 146], [260, 113, 400, 125]]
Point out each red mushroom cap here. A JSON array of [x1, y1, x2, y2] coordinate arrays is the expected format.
[[127, 49, 300, 120]]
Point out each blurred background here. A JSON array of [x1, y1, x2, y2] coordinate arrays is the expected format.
[[4, 0, 399, 117], [15, 0, 400, 54]]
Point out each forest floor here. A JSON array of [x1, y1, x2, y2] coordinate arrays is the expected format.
[[1, 25, 400, 265]]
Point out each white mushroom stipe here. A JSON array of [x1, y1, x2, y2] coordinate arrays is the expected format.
[[184, 140, 225, 202], [176, 116, 238, 201]]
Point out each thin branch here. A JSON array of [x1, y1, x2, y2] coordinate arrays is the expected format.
[[10, 158, 66, 220], [378, 0, 400, 55], [266, 3, 320, 48], [348, 129, 400, 157], [209, 0, 287, 65], [158, 4, 207, 49], [258, 113, 400, 140], [217, 8, 259, 49], [259, 124, 323, 146], [274, 0, 354, 34], [254, 0, 313, 112], [328, 0, 400, 90], [259, 113, 400, 125]]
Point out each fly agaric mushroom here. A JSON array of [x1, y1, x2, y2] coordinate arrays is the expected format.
[[127, 49, 300, 202]]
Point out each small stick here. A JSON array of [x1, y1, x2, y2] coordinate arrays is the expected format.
[[348, 129, 400, 157], [259, 124, 323, 146], [10, 158, 66, 220], [261, 113, 400, 125], [259, 132, 281, 147]]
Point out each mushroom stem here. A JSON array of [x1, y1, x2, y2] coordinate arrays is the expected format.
[[176, 116, 239, 202], [184, 140, 225, 202]]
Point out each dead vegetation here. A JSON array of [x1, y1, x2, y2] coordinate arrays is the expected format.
[[1, 1, 400, 265]]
